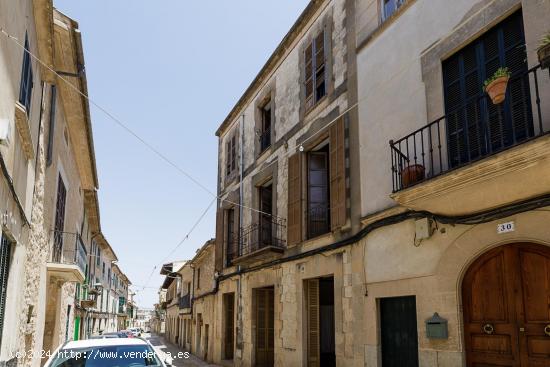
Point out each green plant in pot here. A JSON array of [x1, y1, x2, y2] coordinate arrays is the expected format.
[[484, 67, 511, 104], [538, 32, 550, 69]]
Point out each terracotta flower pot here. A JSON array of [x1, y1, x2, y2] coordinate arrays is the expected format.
[[538, 43, 550, 70], [401, 164, 425, 188], [485, 76, 509, 104]]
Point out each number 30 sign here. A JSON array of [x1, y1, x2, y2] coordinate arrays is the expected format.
[[497, 221, 515, 234]]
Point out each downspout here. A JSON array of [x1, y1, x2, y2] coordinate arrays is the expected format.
[[238, 114, 244, 357]]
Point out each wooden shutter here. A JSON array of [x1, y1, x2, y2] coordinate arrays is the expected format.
[[443, 11, 530, 167], [256, 290, 267, 366], [307, 279, 320, 367], [329, 117, 346, 230], [287, 153, 302, 245], [305, 41, 314, 111], [214, 209, 224, 271]]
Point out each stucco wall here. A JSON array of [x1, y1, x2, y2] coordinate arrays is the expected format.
[[356, 0, 550, 216], [361, 207, 550, 366]]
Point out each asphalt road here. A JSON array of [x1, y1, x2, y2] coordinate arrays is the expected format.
[[146, 334, 220, 367]]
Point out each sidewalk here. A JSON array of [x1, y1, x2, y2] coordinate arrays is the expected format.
[[147, 334, 221, 367]]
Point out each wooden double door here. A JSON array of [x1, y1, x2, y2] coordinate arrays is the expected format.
[[462, 244, 550, 366]]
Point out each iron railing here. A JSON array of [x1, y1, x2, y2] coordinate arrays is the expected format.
[[259, 127, 271, 152], [307, 205, 330, 239], [50, 231, 88, 275], [390, 64, 549, 192], [178, 293, 191, 309], [238, 216, 286, 257]]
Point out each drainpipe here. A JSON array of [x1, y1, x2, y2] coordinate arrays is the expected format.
[[239, 114, 244, 248]]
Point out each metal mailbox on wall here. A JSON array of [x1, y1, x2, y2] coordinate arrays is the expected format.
[[426, 312, 448, 339]]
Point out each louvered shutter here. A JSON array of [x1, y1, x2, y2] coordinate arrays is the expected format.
[[307, 279, 320, 367], [256, 290, 267, 366], [443, 11, 531, 168], [305, 42, 314, 111], [287, 153, 302, 245], [214, 209, 224, 271], [329, 118, 346, 230]]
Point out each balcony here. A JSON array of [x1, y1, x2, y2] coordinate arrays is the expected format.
[[80, 295, 97, 309], [232, 216, 286, 265], [47, 232, 86, 283], [389, 65, 550, 215]]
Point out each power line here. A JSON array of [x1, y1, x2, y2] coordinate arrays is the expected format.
[[0, 26, 274, 219]]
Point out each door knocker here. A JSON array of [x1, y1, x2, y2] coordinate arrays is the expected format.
[[482, 323, 495, 335], [544, 324, 550, 337]]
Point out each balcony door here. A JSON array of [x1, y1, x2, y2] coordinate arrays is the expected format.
[[443, 10, 532, 168]]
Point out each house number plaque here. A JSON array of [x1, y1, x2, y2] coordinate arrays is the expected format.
[[497, 221, 515, 234]]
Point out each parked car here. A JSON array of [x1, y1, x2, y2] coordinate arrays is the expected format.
[[89, 331, 128, 339], [120, 330, 134, 338], [128, 327, 141, 337], [43, 338, 170, 367]]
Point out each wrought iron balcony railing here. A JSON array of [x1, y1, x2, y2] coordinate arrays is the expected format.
[[178, 293, 191, 309], [307, 205, 330, 239], [238, 216, 286, 257], [390, 65, 549, 192], [50, 231, 88, 275]]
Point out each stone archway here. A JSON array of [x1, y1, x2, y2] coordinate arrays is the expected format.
[[462, 243, 550, 366]]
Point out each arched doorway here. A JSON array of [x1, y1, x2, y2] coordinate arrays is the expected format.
[[462, 243, 550, 366]]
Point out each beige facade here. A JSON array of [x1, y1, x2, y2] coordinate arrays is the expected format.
[[0, 1, 53, 365], [0, 3, 132, 366]]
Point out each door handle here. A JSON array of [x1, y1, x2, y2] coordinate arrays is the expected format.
[[545, 324, 550, 337], [482, 323, 494, 335]]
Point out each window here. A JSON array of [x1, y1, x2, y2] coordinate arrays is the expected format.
[[443, 11, 530, 168], [381, 0, 405, 21], [260, 101, 272, 152], [19, 34, 33, 114], [304, 29, 326, 111], [46, 85, 57, 166], [197, 268, 201, 289], [52, 175, 67, 262], [96, 246, 100, 266], [226, 135, 237, 176], [0, 234, 13, 350], [287, 118, 346, 245]]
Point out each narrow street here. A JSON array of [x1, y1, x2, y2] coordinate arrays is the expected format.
[[147, 334, 220, 367]]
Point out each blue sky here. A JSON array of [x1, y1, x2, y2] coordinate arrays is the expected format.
[[53, 1, 309, 308]]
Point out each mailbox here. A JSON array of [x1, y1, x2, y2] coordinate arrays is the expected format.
[[426, 312, 448, 339]]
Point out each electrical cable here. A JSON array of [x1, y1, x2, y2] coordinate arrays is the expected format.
[[0, 27, 274, 219]]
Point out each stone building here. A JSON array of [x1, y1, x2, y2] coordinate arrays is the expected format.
[[160, 260, 186, 344], [112, 263, 131, 330], [211, 0, 362, 366], [188, 240, 215, 362], [354, 0, 550, 366]]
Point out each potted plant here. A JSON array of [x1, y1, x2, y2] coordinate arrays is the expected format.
[[538, 32, 550, 69], [401, 164, 425, 188], [484, 67, 511, 104]]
